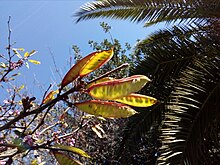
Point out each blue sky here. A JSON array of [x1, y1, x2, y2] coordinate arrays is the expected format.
[[0, 1, 160, 99]]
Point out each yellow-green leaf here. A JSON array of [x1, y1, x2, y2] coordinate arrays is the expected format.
[[43, 90, 58, 104], [54, 145, 90, 158], [24, 52, 29, 57], [17, 48, 25, 51], [28, 59, 41, 65], [87, 75, 151, 100], [114, 93, 157, 107], [53, 151, 83, 165], [17, 85, 25, 92], [86, 77, 114, 88], [79, 48, 114, 77], [61, 52, 95, 88], [74, 100, 137, 119]]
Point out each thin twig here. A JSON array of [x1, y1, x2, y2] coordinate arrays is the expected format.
[[24, 84, 53, 133], [0, 16, 13, 82], [88, 63, 129, 84], [39, 121, 61, 135], [7, 16, 12, 59], [52, 119, 90, 142], [30, 104, 54, 135], [48, 47, 62, 80], [0, 86, 76, 132], [40, 84, 52, 106]]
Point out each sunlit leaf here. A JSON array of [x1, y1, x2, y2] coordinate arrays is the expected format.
[[79, 48, 114, 77], [28, 59, 41, 65], [53, 151, 83, 165], [0, 62, 7, 68], [91, 124, 105, 138], [24, 52, 29, 58], [29, 50, 37, 57], [92, 126, 103, 138], [39, 162, 46, 165], [17, 48, 25, 51], [87, 75, 151, 100], [0, 148, 18, 159], [31, 159, 38, 165], [86, 77, 114, 88], [114, 93, 157, 107], [74, 100, 137, 118], [12, 48, 22, 58], [54, 145, 90, 158], [43, 90, 59, 104], [61, 52, 95, 88], [17, 85, 25, 92], [97, 116, 107, 121]]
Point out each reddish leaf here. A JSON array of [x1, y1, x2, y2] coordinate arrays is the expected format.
[[61, 52, 95, 88], [79, 48, 114, 77], [87, 75, 151, 100], [43, 90, 58, 104]]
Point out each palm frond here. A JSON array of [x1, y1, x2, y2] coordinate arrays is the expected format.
[[131, 25, 205, 100], [117, 25, 220, 164], [159, 55, 220, 164], [75, 0, 220, 27], [156, 30, 220, 164], [116, 26, 201, 162]]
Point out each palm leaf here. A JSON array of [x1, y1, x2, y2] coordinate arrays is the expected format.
[[131, 25, 205, 100], [115, 26, 198, 161], [159, 54, 220, 164], [117, 25, 220, 164], [75, 0, 220, 27]]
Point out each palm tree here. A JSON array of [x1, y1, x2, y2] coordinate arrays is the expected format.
[[75, 0, 220, 164]]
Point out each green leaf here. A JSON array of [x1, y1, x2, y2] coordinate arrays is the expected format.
[[53, 151, 83, 165], [79, 48, 114, 77], [28, 59, 41, 65], [114, 93, 157, 107], [87, 75, 150, 100], [74, 100, 137, 118], [53, 145, 90, 158]]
